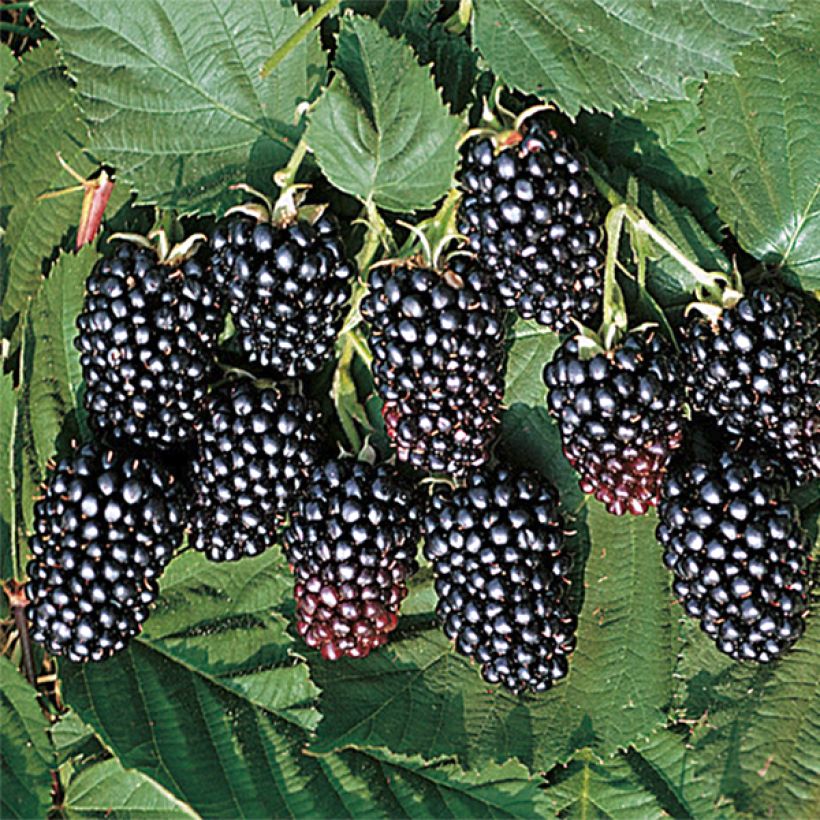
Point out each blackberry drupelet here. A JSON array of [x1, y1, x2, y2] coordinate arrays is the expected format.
[[284, 459, 421, 660], [209, 212, 354, 377], [76, 239, 222, 451], [657, 448, 811, 662], [424, 467, 576, 694], [360, 257, 507, 475], [682, 287, 819, 483], [543, 327, 685, 515], [26, 443, 184, 663], [188, 381, 322, 562], [458, 118, 604, 332]]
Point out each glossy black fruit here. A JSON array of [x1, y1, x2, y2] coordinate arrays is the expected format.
[[458, 119, 604, 332], [423, 467, 576, 693], [76, 241, 222, 450], [284, 459, 421, 660], [682, 287, 819, 483], [361, 257, 507, 475], [209, 212, 354, 377], [188, 381, 323, 561], [26, 444, 184, 662], [657, 448, 811, 662], [543, 327, 685, 515]]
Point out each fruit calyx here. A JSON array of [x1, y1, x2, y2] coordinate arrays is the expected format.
[[107, 227, 207, 269]]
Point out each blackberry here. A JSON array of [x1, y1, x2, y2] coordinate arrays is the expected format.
[[423, 467, 576, 693], [360, 257, 507, 475], [657, 448, 811, 662], [543, 327, 685, 515], [188, 381, 322, 562], [284, 459, 421, 660], [682, 287, 819, 483], [209, 212, 354, 377], [76, 239, 222, 451], [458, 118, 604, 332], [26, 444, 184, 662]]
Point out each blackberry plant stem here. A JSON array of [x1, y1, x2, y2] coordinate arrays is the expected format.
[[260, 0, 342, 79]]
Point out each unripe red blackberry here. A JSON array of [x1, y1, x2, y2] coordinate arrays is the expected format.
[[25, 444, 184, 662], [360, 256, 507, 475], [682, 287, 819, 483], [76, 239, 222, 450], [657, 448, 811, 662], [423, 467, 576, 693], [458, 118, 604, 332], [543, 327, 685, 515], [187, 381, 322, 562], [209, 211, 354, 377], [284, 459, 421, 660]]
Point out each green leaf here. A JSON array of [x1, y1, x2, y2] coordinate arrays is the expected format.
[[37, 0, 326, 214], [472, 0, 786, 116], [0, 44, 16, 124], [0, 369, 20, 580], [319, 748, 551, 818], [0, 42, 92, 322], [64, 758, 198, 819], [307, 15, 461, 212], [59, 548, 338, 818], [310, 504, 673, 770], [701, 6, 820, 287], [0, 655, 54, 819], [503, 319, 557, 408]]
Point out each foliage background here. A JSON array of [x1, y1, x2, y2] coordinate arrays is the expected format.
[[1, 1, 818, 817]]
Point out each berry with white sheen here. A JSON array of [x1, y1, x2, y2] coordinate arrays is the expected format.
[[188, 382, 322, 562], [361, 257, 507, 475], [284, 460, 421, 660], [26, 444, 184, 663], [682, 287, 819, 483], [543, 327, 685, 515], [657, 449, 811, 662], [424, 467, 576, 694], [76, 241, 222, 450], [210, 213, 354, 377], [458, 119, 604, 332]]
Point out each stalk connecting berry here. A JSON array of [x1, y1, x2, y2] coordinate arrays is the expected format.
[[458, 118, 605, 332], [284, 459, 421, 660], [657, 448, 811, 662], [424, 467, 576, 693], [682, 287, 819, 483], [187, 381, 322, 562], [543, 327, 685, 515], [209, 211, 354, 377], [76, 239, 222, 451], [26, 444, 184, 662], [361, 257, 507, 475]]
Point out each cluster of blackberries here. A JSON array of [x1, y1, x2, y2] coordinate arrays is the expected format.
[[361, 257, 507, 475], [544, 328, 685, 515], [26, 445, 183, 662], [424, 468, 576, 693], [657, 449, 811, 662]]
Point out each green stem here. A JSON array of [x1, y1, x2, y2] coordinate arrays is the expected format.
[[260, 0, 342, 79], [600, 204, 629, 347], [274, 134, 310, 192]]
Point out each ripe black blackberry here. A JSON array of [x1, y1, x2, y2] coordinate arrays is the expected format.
[[26, 444, 184, 662], [657, 448, 811, 662], [284, 459, 421, 660], [209, 208, 354, 377], [76, 236, 222, 451], [458, 117, 604, 332], [360, 256, 507, 475], [424, 467, 576, 694], [682, 287, 819, 483], [188, 381, 322, 562], [543, 327, 685, 515]]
